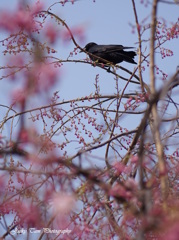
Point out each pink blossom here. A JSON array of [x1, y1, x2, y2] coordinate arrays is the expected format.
[[0, 3, 43, 33], [113, 162, 125, 174], [52, 192, 75, 214], [162, 222, 179, 240], [131, 155, 139, 163], [2, 201, 41, 227], [0, 176, 5, 192], [0, 9, 34, 32], [30, 2, 44, 15], [125, 178, 138, 190], [109, 183, 132, 201], [72, 26, 85, 42], [0, 11, 15, 32], [37, 63, 58, 91], [45, 24, 60, 44], [5, 55, 25, 81], [113, 162, 132, 175], [61, 25, 85, 44], [15, 9, 34, 32], [7, 55, 24, 68], [27, 62, 59, 93], [11, 88, 26, 106], [18, 128, 29, 143]]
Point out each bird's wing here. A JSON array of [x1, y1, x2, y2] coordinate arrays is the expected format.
[[94, 45, 134, 54]]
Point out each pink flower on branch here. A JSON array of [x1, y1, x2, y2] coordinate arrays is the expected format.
[[61, 25, 86, 44], [109, 183, 133, 201], [0, 2, 43, 33], [44, 23, 60, 44], [25, 62, 59, 94], [11, 61, 59, 107], [11, 88, 26, 107], [1, 201, 42, 227], [51, 192, 76, 214]]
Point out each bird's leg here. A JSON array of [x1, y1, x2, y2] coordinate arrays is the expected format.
[[107, 67, 111, 72], [106, 65, 115, 73]]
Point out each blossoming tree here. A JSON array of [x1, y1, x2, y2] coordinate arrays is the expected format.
[[0, 0, 178, 239]]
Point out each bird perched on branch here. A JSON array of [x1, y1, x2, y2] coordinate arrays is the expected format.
[[81, 42, 137, 66]]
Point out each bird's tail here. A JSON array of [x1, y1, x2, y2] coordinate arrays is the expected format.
[[122, 51, 137, 64], [126, 51, 136, 58]]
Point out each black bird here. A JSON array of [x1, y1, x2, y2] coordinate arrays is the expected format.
[[82, 42, 137, 66]]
